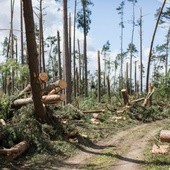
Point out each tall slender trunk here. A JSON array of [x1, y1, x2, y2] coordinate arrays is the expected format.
[[126, 62, 129, 91], [63, 0, 71, 103], [139, 8, 143, 94], [134, 61, 137, 94], [77, 39, 82, 94], [165, 27, 170, 76], [20, 0, 24, 64], [22, 0, 47, 123], [129, 0, 135, 95], [146, 0, 167, 92], [83, 4, 88, 97], [57, 31, 62, 79], [39, 0, 42, 72], [68, 13, 72, 93], [98, 51, 101, 102], [73, 0, 77, 97]]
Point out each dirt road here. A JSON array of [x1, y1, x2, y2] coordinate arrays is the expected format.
[[54, 120, 167, 170]]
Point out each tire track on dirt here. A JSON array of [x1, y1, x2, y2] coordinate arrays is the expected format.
[[55, 120, 167, 170]]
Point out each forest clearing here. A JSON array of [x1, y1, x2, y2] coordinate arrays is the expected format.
[[0, 0, 170, 169]]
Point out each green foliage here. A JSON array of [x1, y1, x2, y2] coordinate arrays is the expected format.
[[0, 94, 10, 119], [153, 72, 170, 101], [77, 0, 93, 35], [0, 58, 29, 84], [127, 103, 170, 122]]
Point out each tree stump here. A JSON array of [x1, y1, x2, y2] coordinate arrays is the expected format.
[[121, 89, 130, 106]]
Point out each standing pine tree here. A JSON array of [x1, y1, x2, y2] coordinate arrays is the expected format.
[[77, 0, 93, 97]]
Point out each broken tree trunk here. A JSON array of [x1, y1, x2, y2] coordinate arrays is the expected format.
[[17, 84, 31, 98], [142, 86, 155, 107], [42, 80, 67, 95], [0, 141, 29, 160], [121, 89, 130, 106], [160, 130, 170, 143], [12, 94, 66, 107]]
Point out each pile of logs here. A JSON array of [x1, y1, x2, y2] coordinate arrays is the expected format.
[[0, 74, 67, 160], [12, 73, 67, 108]]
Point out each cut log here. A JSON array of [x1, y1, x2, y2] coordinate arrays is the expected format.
[[12, 98, 33, 107], [42, 80, 67, 95], [152, 144, 169, 154], [48, 87, 61, 95], [160, 130, 170, 143], [0, 141, 29, 160], [41, 94, 66, 104], [121, 89, 130, 106], [82, 109, 105, 114], [39, 72, 48, 83], [12, 94, 66, 107]]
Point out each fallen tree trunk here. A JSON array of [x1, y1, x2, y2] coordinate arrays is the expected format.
[[42, 80, 67, 95], [160, 130, 170, 143], [82, 110, 105, 114], [12, 94, 66, 107], [42, 94, 66, 104], [0, 141, 29, 160]]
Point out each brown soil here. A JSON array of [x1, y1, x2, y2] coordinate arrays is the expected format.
[[54, 120, 167, 170]]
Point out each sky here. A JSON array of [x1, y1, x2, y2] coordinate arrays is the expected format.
[[0, 0, 169, 85]]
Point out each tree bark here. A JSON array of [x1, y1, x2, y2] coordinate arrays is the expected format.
[[63, 0, 71, 103], [22, 0, 47, 123], [57, 31, 62, 80]]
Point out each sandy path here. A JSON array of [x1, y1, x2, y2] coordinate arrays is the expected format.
[[54, 120, 166, 170]]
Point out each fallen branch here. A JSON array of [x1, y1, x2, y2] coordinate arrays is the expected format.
[[131, 97, 145, 103], [82, 109, 105, 114], [67, 104, 84, 115], [0, 141, 29, 160]]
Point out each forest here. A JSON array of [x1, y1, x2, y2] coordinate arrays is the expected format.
[[0, 0, 170, 169]]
